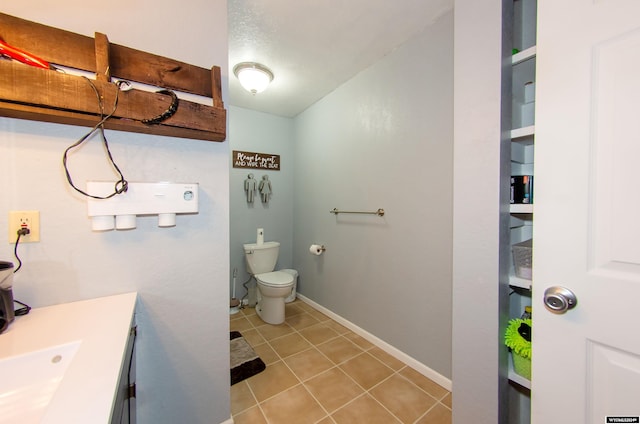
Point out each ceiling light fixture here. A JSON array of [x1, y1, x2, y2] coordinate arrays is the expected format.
[[233, 62, 274, 95]]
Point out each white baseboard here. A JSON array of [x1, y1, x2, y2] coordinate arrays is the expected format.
[[297, 294, 452, 392], [220, 417, 234, 424]]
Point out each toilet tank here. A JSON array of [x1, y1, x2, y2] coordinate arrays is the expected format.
[[243, 241, 280, 274]]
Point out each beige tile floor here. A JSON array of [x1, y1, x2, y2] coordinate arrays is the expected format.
[[230, 299, 452, 424]]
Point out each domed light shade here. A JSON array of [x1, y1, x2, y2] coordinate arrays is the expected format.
[[233, 62, 274, 95]]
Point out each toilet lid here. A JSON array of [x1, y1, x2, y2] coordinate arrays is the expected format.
[[256, 271, 294, 287]]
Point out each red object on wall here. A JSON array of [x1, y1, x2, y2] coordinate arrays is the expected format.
[[0, 39, 51, 69]]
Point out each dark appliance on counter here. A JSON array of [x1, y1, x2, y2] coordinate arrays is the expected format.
[[0, 261, 15, 334]]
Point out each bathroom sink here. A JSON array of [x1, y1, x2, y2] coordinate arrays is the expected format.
[[0, 293, 136, 423], [0, 341, 81, 422]]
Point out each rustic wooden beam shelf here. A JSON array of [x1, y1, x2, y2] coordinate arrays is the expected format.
[[0, 13, 226, 142]]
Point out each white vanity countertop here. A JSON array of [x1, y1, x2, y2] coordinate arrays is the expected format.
[[0, 292, 137, 424]]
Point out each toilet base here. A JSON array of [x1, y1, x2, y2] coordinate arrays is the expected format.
[[256, 294, 287, 325]]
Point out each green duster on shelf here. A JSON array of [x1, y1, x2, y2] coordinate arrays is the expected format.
[[505, 318, 532, 380]]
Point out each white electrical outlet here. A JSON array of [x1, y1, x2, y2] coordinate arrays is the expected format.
[[8, 210, 40, 243]]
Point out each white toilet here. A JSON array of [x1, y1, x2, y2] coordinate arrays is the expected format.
[[243, 241, 295, 325]]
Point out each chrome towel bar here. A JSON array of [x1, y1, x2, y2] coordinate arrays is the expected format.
[[330, 208, 385, 217]]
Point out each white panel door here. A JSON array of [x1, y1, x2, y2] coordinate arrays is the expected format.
[[533, 1, 640, 423]]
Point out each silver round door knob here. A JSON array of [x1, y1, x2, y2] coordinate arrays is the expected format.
[[543, 286, 578, 314]]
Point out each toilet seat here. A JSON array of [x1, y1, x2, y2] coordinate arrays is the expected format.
[[255, 271, 294, 287]]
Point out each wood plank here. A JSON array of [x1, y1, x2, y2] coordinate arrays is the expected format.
[[108, 44, 213, 97], [94, 32, 111, 82], [0, 102, 225, 142], [0, 12, 95, 71], [0, 12, 226, 141], [0, 12, 216, 97], [0, 62, 225, 141], [211, 66, 224, 108]]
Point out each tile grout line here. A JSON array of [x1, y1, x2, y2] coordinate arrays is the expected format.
[[231, 308, 274, 421], [413, 402, 441, 424], [232, 302, 451, 423], [235, 304, 334, 422], [288, 312, 447, 423], [252, 306, 407, 423], [283, 328, 389, 424], [294, 300, 454, 416], [236, 305, 363, 421], [254, 306, 351, 423]]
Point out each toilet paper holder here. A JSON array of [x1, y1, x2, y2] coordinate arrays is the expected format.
[[309, 244, 326, 255]]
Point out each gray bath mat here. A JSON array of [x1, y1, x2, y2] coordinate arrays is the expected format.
[[230, 331, 266, 385]]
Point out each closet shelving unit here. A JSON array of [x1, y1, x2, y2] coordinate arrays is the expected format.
[[508, 354, 531, 389], [505, 0, 537, 415]]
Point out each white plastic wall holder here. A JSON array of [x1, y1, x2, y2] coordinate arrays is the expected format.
[[158, 213, 176, 227], [115, 214, 136, 230], [86, 181, 199, 231], [91, 215, 115, 231]]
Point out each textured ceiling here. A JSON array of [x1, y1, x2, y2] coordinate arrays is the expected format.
[[228, 0, 453, 118]]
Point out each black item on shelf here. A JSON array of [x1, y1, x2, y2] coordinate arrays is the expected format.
[[518, 322, 532, 342], [511, 175, 534, 204]]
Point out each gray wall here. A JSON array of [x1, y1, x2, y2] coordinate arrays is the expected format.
[[452, 0, 512, 422], [0, 2, 231, 423], [229, 106, 295, 297], [292, 11, 454, 380]]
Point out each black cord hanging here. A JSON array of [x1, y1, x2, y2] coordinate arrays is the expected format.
[[13, 231, 25, 273], [12, 231, 32, 316], [62, 77, 129, 199], [141, 89, 179, 124]]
